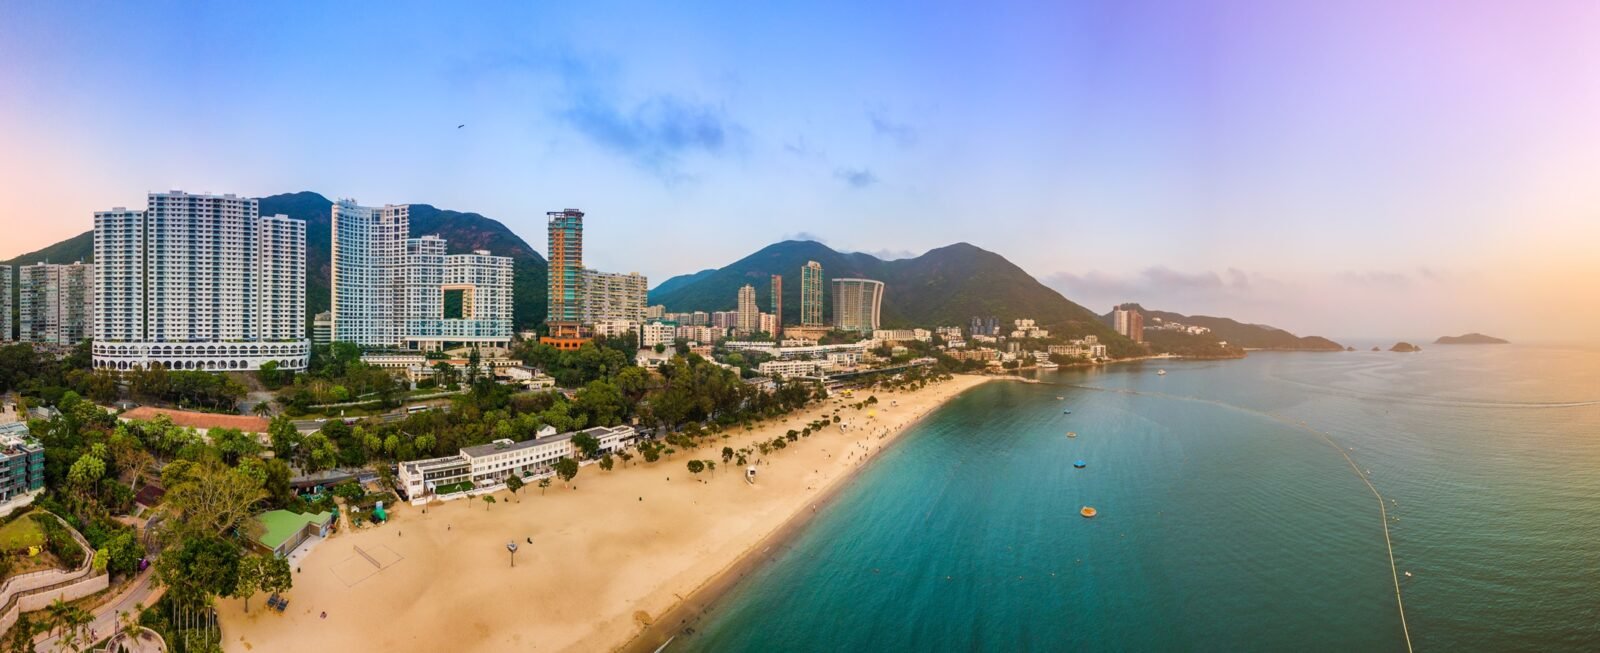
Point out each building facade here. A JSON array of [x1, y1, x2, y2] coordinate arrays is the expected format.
[[578, 269, 648, 325], [770, 274, 783, 338], [641, 321, 676, 348], [0, 266, 12, 343], [92, 192, 309, 371], [0, 428, 45, 505], [799, 260, 824, 326], [333, 201, 513, 350], [831, 278, 884, 333], [1113, 307, 1145, 343], [399, 425, 636, 499], [547, 209, 584, 325], [332, 200, 409, 346], [312, 311, 333, 345], [18, 262, 93, 346], [736, 284, 759, 335]]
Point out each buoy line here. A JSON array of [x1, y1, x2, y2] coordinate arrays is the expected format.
[[1051, 382, 1414, 652]]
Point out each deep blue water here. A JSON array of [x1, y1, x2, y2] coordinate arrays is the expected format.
[[680, 346, 1600, 651]]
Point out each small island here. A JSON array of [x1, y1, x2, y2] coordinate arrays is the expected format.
[[1390, 342, 1422, 352], [1435, 333, 1509, 345]]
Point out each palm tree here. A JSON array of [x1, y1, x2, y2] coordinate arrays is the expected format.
[[252, 401, 272, 417]]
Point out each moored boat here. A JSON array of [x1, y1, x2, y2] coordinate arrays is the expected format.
[[1080, 506, 1097, 518]]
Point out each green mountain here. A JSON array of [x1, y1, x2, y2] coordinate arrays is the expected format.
[[648, 240, 1135, 351], [1110, 304, 1344, 351], [0, 232, 95, 268]]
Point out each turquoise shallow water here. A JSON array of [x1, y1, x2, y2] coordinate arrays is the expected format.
[[680, 346, 1600, 651]]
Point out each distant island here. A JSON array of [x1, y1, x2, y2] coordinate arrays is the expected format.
[[1434, 333, 1509, 345], [1390, 342, 1422, 352]]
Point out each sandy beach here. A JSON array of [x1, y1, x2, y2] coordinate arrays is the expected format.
[[217, 374, 992, 652]]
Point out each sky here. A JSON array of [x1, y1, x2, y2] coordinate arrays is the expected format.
[[2, 1, 1598, 342]]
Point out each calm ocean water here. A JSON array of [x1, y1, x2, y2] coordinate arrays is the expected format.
[[680, 346, 1600, 652]]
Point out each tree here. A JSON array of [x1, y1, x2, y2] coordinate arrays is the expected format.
[[538, 478, 551, 495], [235, 554, 266, 613], [654, 343, 666, 354], [554, 457, 579, 486], [164, 462, 267, 539], [571, 433, 601, 460], [259, 554, 292, 601], [252, 401, 273, 417], [598, 454, 614, 471], [67, 453, 106, 497], [686, 459, 705, 475], [721, 446, 734, 462], [482, 495, 496, 510], [155, 536, 242, 607], [505, 475, 524, 501], [6, 611, 35, 653]]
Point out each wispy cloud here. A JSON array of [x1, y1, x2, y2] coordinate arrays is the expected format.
[[868, 111, 917, 148], [863, 248, 917, 260], [559, 94, 737, 177], [781, 231, 828, 244], [455, 49, 742, 180], [834, 167, 879, 188], [1043, 266, 1288, 315]]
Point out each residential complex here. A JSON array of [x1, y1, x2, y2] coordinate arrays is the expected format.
[[799, 260, 824, 326], [312, 311, 333, 345], [770, 275, 783, 339], [578, 269, 648, 325], [736, 284, 759, 335], [92, 192, 309, 371], [0, 426, 45, 508], [18, 262, 93, 346], [546, 208, 585, 326], [831, 278, 884, 333], [0, 266, 11, 342], [332, 200, 513, 350], [969, 316, 1001, 337], [398, 425, 636, 499], [1113, 306, 1145, 343]]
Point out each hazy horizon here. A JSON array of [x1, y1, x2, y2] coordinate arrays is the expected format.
[[4, 1, 1598, 342]]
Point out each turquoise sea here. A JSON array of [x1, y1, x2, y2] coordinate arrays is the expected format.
[[680, 346, 1600, 651]]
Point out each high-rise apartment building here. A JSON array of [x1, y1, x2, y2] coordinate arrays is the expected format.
[[831, 279, 884, 333], [19, 262, 93, 346], [770, 275, 783, 338], [736, 284, 760, 335], [92, 191, 308, 371], [800, 261, 824, 326], [547, 209, 585, 326], [578, 270, 648, 325], [333, 201, 512, 350], [332, 200, 409, 346], [1113, 306, 1145, 343], [0, 266, 11, 343]]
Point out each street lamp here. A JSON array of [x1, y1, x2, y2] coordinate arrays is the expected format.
[[507, 540, 518, 567]]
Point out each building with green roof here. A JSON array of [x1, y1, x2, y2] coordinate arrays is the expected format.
[[254, 509, 333, 557]]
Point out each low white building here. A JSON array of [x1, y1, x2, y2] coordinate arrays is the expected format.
[[497, 365, 555, 390], [758, 359, 835, 378], [399, 425, 637, 498], [591, 319, 639, 339], [641, 321, 676, 348]]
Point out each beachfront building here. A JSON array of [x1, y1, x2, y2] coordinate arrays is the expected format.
[[398, 425, 637, 499], [19, 262, 94, 346], [757, 358, 834, 378], [578, 269, 648, 325], [253, 510, 334, 557], [1113, 306, 1145, 343], [333, 201, 513, 350], [799, 260, 824, 326], [92, 192, 309, 371], [546, 208, 584, 325], [0, 266, 11, 342], [831, 278, 884, 333]]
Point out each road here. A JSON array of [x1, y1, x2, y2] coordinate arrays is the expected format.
[[292, 403, 453, 431], [34, 569, 163, 652]]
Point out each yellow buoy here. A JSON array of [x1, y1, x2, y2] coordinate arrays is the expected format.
[[1080, 506, 1097, 518]]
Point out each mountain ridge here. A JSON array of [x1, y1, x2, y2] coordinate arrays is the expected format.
[[1109, 303, 1343, 351]]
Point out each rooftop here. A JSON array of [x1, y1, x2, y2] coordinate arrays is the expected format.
[[255, 510, 332, 550]]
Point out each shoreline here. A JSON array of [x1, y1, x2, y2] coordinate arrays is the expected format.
[[217, 373, 995, 653], [615, 374, 998, 652]]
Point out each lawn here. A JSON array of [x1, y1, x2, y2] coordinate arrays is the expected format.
[[430, 481, 474, 495], [0, 510, 47, 551]]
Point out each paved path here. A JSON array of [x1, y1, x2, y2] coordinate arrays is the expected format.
[[34, 569, 163, 653]]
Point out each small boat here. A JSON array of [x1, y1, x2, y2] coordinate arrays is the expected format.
[[1062, 410, 1072, 414], [1066, 432, 1077, 438], [1157, 369, 1167, 376], [1404, 571, 1412, 577], [1080, 506, 1097, 518], [1037, 361, 1059, 370], [1056, 396, 1064, 400], [1073, 460, 1086, 468]]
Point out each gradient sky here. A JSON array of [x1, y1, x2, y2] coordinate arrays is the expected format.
[[3, 1, 1598, 342]]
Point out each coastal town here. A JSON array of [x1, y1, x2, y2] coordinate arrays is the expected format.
[[0, 190, 1202, 652]]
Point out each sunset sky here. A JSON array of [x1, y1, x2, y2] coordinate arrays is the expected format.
[[3, 1, 1598, 342]]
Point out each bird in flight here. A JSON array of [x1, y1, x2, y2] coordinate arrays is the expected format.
[[457, 124, 465, 129]]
